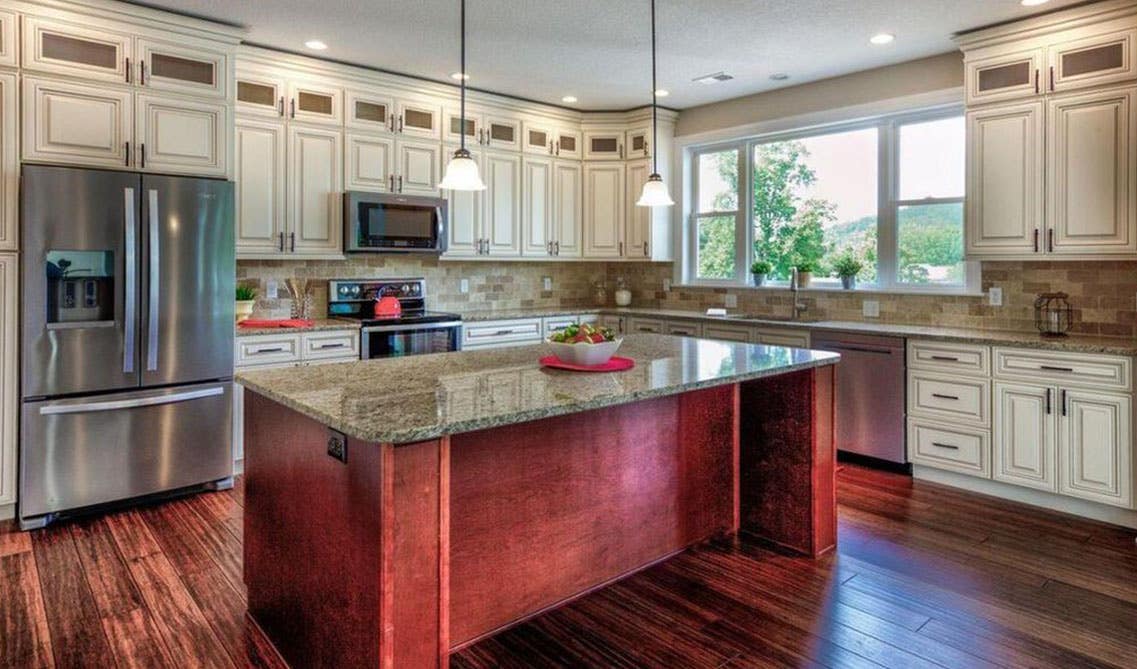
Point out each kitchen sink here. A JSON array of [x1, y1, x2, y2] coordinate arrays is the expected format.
[[725, 313, 821, 323]]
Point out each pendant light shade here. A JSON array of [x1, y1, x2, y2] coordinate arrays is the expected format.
[[637, 0, 673, 208], [441, 0, 485, 192]]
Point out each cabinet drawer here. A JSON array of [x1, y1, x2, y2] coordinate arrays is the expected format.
[[627, 317, 665, 334], [463, 319, 543, 348], [994, 347, 1131, 391], [908, 340, 991, 376], [755, 327, 810, 348], [543, 315, 582, 334], [664, 321, 702, 337], [702, 323, 753, 343], [236, 334, 301, 367], [908, 418, 991, 478], [909, 372, 990, 425], [302, 330, 359, 361]]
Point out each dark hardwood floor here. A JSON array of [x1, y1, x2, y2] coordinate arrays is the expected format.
[[2, 465, 1135, 668]]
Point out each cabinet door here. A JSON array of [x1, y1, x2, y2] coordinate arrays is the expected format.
[[1047, 87, 1136, 255], [0, 254, 15, 505], [137, 38, 228, 99], [965, 102, 1045, 257], [583, 163, 625, 258], [443, 107, 479, 145], [444, 147, 482, 257], [22, 16, 133, 83], [287, 80, 342, 126], [136, 94, 227, 177], [625, 159, 652, 258], [395, 138, 440, 195], [396, 100, 440, 139], [0, 73, 15, 251], [965, 47, 1045, 105], [483, 151, 522, 256], [521, 156, 553, 257], [483, 115, 521, 151], [0, 10, 17, 68], [1060, 389, 1132, 508], [236, 70, 287, 119], [583, 131, 624, 160], [523, 123, 554, 156], [288, 125, 343, 255], [1048, 28, 1137, 94], [346, 90, 394, 133], [22, 76, 132, 169], [236, 119, 287, 256], [993, 382, 1058, 492], [553, 160, 582, 258], [554, 129, 582, 160], [346, 133, 394, 192], [626, 126, 651, 158]]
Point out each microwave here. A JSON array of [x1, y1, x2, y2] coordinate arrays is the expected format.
[[344, 191, 448, 253]]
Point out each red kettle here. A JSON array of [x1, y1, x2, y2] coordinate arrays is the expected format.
[[374, 295, 402, 318]]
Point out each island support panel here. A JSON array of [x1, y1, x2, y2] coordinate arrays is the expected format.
[[243, 368, 836, 668]]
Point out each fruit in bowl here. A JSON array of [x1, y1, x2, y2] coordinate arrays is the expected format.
[[547, 323, 623, 366]]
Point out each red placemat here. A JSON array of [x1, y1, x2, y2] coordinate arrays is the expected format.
[[539, 355, 635, 372]]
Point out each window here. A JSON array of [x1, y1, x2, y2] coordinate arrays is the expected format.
[[684, 107, 975, 293]]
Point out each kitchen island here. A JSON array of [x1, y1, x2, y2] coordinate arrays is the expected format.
[[237, 335, 839, 668]]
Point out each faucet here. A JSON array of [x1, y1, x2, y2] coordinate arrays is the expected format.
[[789, 268, 808, 321]]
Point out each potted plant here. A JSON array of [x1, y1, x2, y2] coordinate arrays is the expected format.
[[833, 253, 863, 290], [750, 260, 772, 287], [794, 261, 816, 289], [235, 285, 257, 323]]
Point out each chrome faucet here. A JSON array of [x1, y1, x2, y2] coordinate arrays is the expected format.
[[789, 268, 808, 321]]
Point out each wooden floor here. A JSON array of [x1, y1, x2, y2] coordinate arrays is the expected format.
[[2, 466, 1135, 668]]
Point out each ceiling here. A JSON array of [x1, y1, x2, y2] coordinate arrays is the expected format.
[[137, 0, 1087, 110]]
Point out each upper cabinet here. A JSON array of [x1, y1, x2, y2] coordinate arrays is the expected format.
[[966, 48, 1046, 106], [0, 72, 14, 251], [22, 76, 133, 168], [584, 130, 624, 160], [443, 108, 521, 151], [135, 38, 228, 99], [135, 93, 227, 176], [346, 89, 394, 133], [626, 126, 651, 159], [288, 80, 342, 126], [0, 10, 17, 68], [1048, 27, 1136, 94], [22, 17, 132, 83]]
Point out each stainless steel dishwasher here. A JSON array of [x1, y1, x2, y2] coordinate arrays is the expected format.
[[812, 332, 907, 466]]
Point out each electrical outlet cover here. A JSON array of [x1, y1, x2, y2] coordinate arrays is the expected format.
[[459, 279, 469, 294], [989, 287, 1003, 306], [863, 300, 880, 318], [724, 294, 738, 308], [543, 276, 553, 291], [663, 279, 671, 292], [265, 279, 278, 298]]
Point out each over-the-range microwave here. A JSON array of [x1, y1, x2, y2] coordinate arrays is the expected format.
[[344, 191, 448, 253]]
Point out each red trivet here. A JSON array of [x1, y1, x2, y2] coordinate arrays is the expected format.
[[539, 355, 635, 372]]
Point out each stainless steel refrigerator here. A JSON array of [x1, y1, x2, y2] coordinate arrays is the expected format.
[[19, 165, 235, 529]]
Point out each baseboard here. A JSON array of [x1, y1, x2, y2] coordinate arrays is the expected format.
[[0, 503, 12, 521], [913, 465, 1137, 530]]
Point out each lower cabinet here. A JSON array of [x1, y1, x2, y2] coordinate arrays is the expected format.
[[1060, 388, 1132, 507], [993, 381, 1058, 491], [0, 254, 15, 507]]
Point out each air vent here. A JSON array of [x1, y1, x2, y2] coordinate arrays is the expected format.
[[693, 71, 734, 85]]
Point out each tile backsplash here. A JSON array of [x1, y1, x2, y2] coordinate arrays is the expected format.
[[239, 258, 1137, 338]]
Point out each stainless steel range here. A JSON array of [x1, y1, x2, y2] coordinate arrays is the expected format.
[[328, 278, 462, 359]]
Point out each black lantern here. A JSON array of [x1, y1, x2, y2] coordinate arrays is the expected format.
[[1034, 292, 1073, 338]]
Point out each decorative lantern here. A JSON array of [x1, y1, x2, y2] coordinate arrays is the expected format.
[[1034, 292, 1073, 338]]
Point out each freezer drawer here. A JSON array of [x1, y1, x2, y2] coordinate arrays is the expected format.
[[19, 382, 233, 521]]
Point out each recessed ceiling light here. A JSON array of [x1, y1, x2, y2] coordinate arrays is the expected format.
[[304, 40, 328, 51], [692, 71, 733, 85], [1021, 0, 1050, 5], [654, 89, 669, 97], [561, 95, 578, 103], [450, 72, 470, 81], [769, 73, 790, 81], [870, 33, 895, 45]]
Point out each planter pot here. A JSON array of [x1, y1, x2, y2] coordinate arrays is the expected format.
[[796, 271, 812, 289], [235, 300, 256, 323], [840, 276, 856, 290], [751, 273, 766, 287]]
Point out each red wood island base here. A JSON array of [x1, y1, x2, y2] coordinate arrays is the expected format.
[[243, 366, 835, 668]]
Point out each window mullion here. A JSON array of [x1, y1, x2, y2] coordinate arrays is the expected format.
[[877, 120, 898, 291]]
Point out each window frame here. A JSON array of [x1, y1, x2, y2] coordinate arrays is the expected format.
[[682, 103, 979, 295]]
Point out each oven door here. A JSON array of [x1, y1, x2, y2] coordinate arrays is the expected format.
[[363, 322, 462, 359], [345, 192, 447, 253]]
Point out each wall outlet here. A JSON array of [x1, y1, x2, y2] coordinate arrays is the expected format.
[[542, 276, 553, 291], [724, 294, 738, 308], [863, 300, 880, 318], [459, 278, 469, 294], [265, 279, 278, 299], [989, 287, 1003, 306], [663, 278, 671, 292]]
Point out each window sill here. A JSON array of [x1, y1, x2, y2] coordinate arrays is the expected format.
[[676, 282, 985, 298]]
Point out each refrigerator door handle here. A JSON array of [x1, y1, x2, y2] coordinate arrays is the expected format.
[[38, 387, 226, 415], [146, 189, 160, 372], [123, 188, 137, 374]]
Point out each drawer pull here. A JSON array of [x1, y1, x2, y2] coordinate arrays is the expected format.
[[929, 355, 960, 362], [252, 346, 286, 354], [931, 442, 960, 451], [316, 343, 346, 350], [1039, 365, 1074, 373], [931, 393, 959, 401], [494, 329, 514, 336]]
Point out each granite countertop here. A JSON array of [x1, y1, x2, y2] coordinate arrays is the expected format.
[[457, 307, 1137, 356], [236, 334, 839, 444], [235, 319, 361, 337]]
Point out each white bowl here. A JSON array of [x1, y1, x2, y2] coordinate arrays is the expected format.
[[546, 337, 623, 366]]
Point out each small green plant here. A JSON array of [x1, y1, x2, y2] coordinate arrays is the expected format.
[[235, 285, 257, 301], [833, 252, 864, 278], [750, 260, 772, 275], [794, 261, 817, 273]]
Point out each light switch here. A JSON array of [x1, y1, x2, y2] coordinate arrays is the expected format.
[[459, 279, 469, 294], [265, 279, 278, 298], [988, 287, 1003, 306], [663, 279, 671, 292], [863, 300, 880, 318], [543, 276, 553, 291], [724, 294, 738, 308]]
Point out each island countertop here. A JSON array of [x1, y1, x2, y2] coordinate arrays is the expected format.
[[236, 334, 839, 444]]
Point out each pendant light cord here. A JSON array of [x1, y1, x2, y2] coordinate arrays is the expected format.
[[650, 0, 658, 176], [460, 0, 467, 153]]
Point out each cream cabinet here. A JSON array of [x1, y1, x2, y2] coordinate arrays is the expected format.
[[236, 69, 341, 126], [583, 162, 625, 258], [346, 89, 394, 133], [522, 157, 581, 258], [22, 76, 133, 168], [444, 108, 521, 151], [135, 93, 227, 176], [626, 126, 651, 159], [993, 382, 1058, 492], [0, 72, 15, 251], [287, 79, 342, 126], [1061, 389, 1132, 507], [288, 125, 343, 255], [702, 323, 753, 343], [22, 16, 133, 83], [553, 160, 582, 258], [394, 99, 440, 139], [236, 69, 287, 118], [625, 159, 652, 258], [135, 37, 228, 99], [395, 137, 441, 195], [754, 327, 811, 348], [445, 148, 483, 257], [583, 130, 625, 160], [523, 124, 582, 159], [1048, 27, 1137, 94], [235, 119, 287, 254], [345, 132, 394, 191], [0, 254, 15, 506], [0, 10, 16, 68], [443, 147, 520, 257]]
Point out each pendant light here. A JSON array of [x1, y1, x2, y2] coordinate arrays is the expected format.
[[439, 0, 486, 191], [636, 0, 674, 207]]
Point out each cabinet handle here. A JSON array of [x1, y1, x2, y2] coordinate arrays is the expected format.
[[1033, 229, 1039, 253], [1045, 388, 1051, 415], [619, 143, 624, 158], [279, 232, 285, 252], [1034, 68, 1039, 94], [125, 57, 131, 83], [931, 393, 959, 401], [1049, 65, 1055, 91], [140, 144, 146, 169], [931, 442, 960, 451], [278, 97, 285, 117], [643, 241, 649, 257], [1039, 365, 1074, 373], [548, 141, 553, 155], [1060, 389, 1068, 417], [290, 98, 296, 118], [253, 346, 286, 354], [929, 355, 959, 362], [290, 232, 296, 252], [139, 60, 146, 86], [1048, 228, 1054, 252], [125, 141, 131, 167], [399, 115, 404, 132], [644, 140, 649, 157], [397, 175, 403, 193], [546, 241, 552, 255], [493, 329, 513, 336], [317, 343, 346, 350], [555, 140, 560, 156], [388, 174, 394, 191], [554, 241, 560, 255], [618, 241, 624, 255]]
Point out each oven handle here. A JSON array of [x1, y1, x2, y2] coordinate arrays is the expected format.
[[363, 321, 463, 334]]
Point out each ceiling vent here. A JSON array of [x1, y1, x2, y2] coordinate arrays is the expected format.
[[692, 71, 733, 85]]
